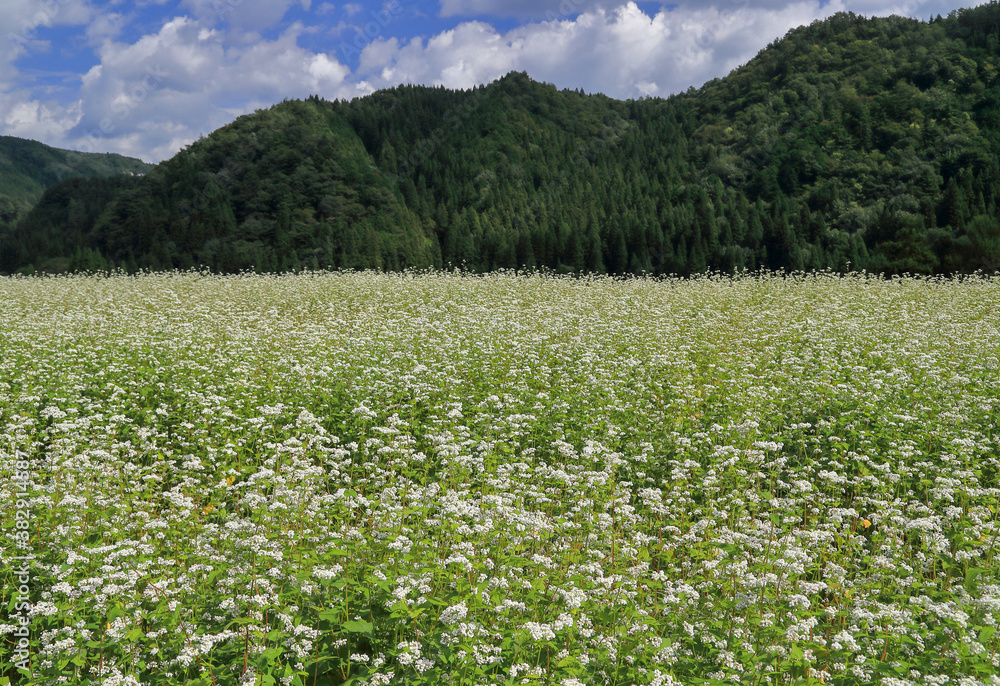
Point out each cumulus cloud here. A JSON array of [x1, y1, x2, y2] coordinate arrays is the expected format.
[[2, 97, 82, 143], [84, 11, 129, 44], [62, 17, 354, 161], [0, 0, 93, 145], [362, 0, 971, 99], [358, 1, 833, 98]]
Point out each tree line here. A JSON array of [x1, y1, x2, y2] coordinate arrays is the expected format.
[[4, 3, 1000, 275]]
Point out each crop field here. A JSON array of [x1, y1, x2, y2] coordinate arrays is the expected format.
[[1, 271, 1000, 686]]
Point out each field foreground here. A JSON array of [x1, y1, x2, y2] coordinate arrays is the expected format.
[[1, 271, 999, 686]]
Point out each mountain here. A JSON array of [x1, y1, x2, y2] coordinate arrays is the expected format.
[[4, 3, 1000, 275], [0, 136, 152, 228]]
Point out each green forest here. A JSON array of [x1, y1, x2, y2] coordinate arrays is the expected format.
[[4, 3, 1000, 275], [0, 136, 152, 230]]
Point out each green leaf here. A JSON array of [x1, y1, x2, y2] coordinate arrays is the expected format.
[[597, 608, 616, 624], [343, 619, 373, 633], [258, 647, 283, 670]]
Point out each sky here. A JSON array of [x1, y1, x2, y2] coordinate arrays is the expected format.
[[0, 0, 988, 163]]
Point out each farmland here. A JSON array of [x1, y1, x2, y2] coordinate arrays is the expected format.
[[1, 270, 999, 686]]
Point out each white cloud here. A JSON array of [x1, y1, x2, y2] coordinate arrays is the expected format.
[[0, 0, 91, 146], [84, 11, 128, 44], [61, 17, 355, 161], [2, 96, 82, 143], [356, 2, 835, 98], [361, 0, 972, 100]]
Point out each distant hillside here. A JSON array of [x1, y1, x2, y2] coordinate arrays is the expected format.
[[0, 136, 152, 226], [4, 2, 1000, 275]]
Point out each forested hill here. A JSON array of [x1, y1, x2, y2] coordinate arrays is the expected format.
[[0, 136, 152, 228], [5, 3, 1000, 275]]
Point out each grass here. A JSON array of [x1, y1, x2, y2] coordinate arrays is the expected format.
[[1, 269, 999, 686]]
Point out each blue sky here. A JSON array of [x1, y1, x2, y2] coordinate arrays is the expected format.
[[0, 0, 986, 162]]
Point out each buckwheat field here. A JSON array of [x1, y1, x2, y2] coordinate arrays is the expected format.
[[2, 271, 999, 686]]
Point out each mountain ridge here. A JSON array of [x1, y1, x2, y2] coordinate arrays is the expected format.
[[4, 3, 1000, 274], [0, 136, 153, 227]]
